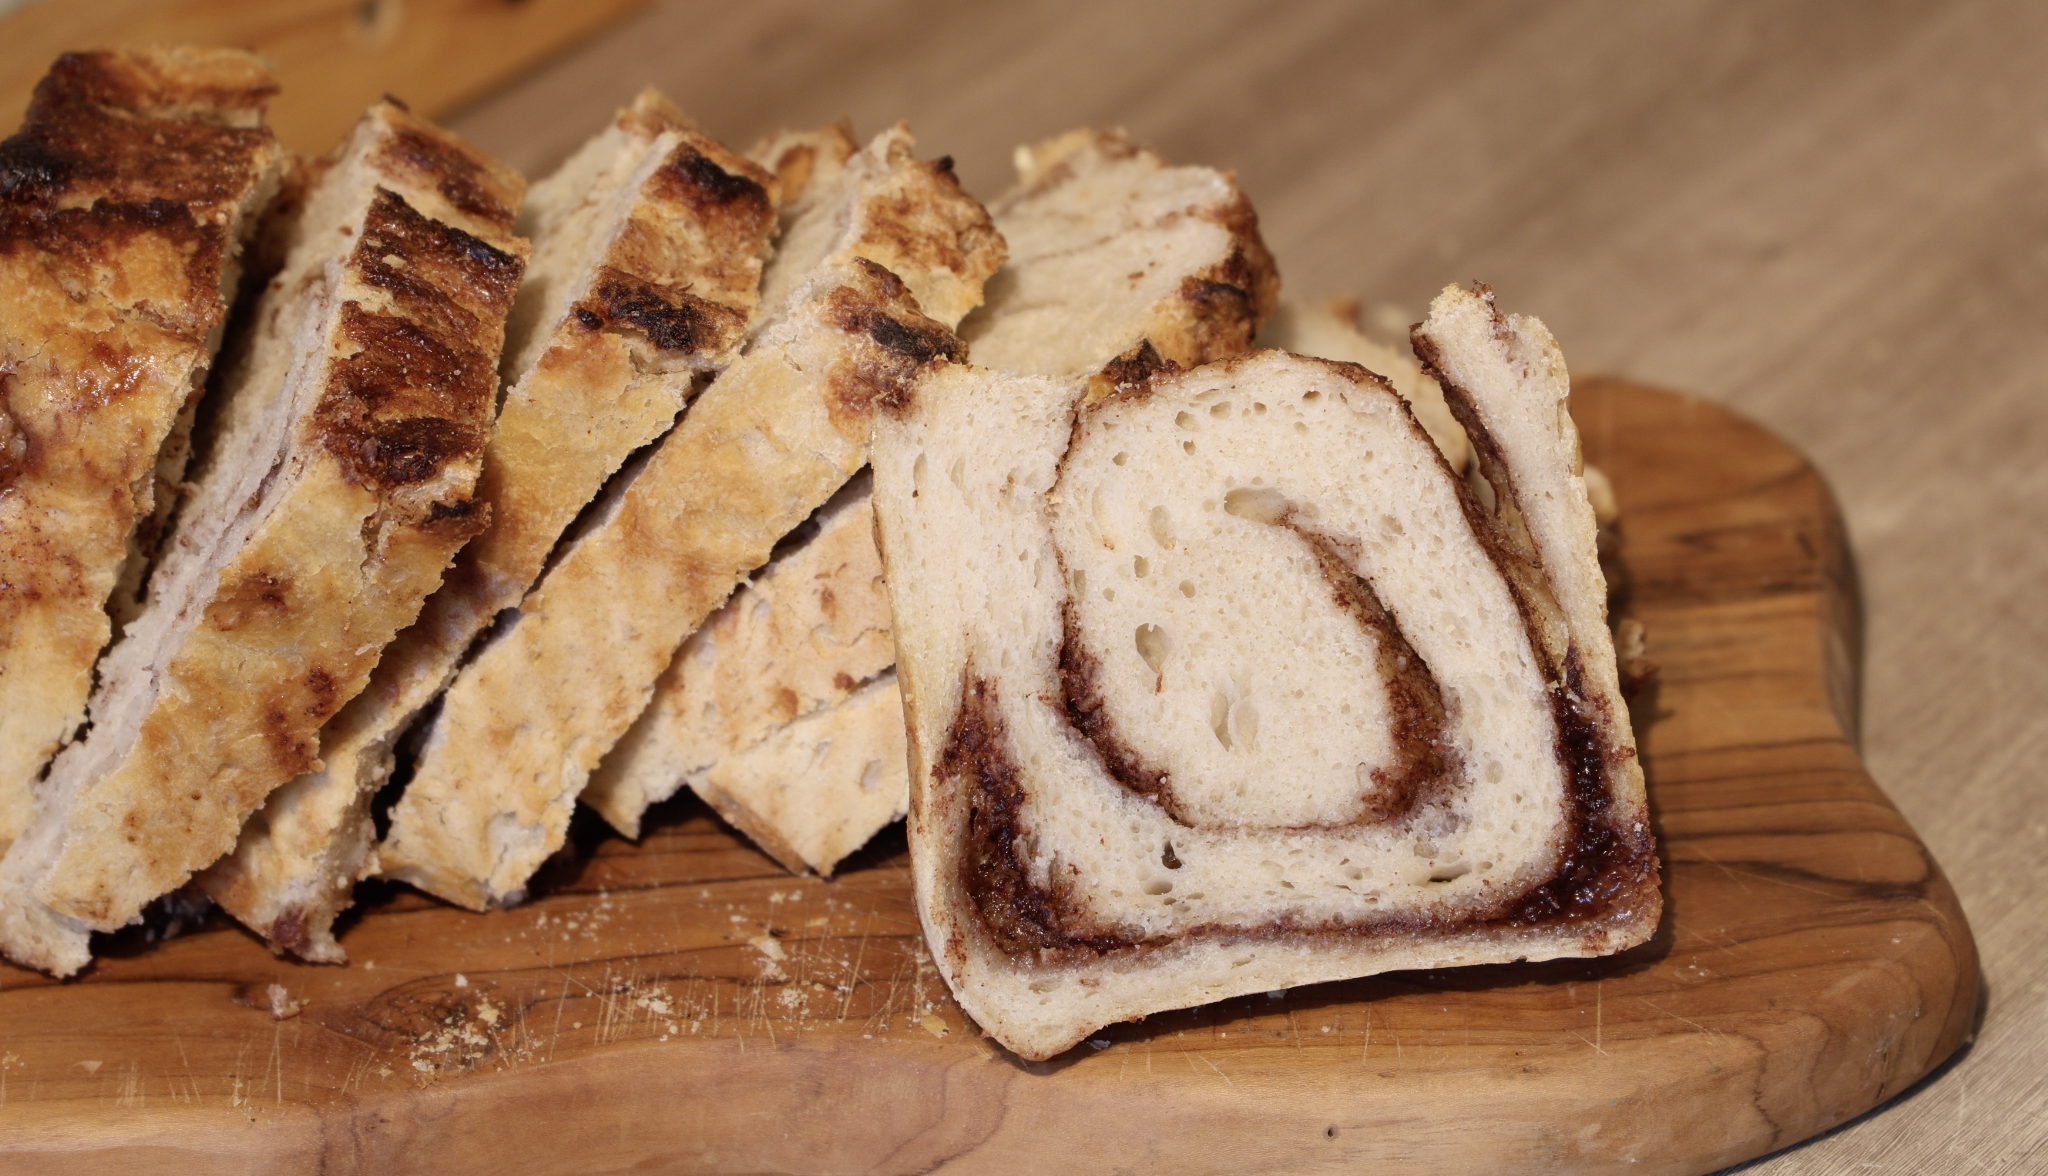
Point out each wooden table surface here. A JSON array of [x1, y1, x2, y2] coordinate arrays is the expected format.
[[441, 5, 2045, 1173], [4, 2, 2041, 1173]]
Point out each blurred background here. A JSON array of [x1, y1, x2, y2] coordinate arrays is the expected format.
[[5, 3, 2043, 1173]]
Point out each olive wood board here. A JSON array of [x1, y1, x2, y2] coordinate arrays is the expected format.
[[0, 379, 1980, 1175], [0, 0, 649, 157]]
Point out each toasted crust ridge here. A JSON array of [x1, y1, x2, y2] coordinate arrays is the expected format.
[[378, 125, 999, 911], [201, 95, 774, 960], [0, 49, 283, 856], [0, 98, 524, 976]]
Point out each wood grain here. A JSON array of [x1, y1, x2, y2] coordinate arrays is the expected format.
[[0, 381, 1976, 1175], [0, 0, 645, 156]]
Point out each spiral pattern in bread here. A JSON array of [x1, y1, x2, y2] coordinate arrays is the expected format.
[[873, 287, 1659, 1059]]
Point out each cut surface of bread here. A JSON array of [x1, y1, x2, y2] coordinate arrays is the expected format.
[[961, 128, 1277, 377], [872, 299, 1658, 1059], [376, 123, 1002, 910], [584, 474, 900, 872], [0, 100, 526, 976], [0, 49, 284, 851], [595, 127, 1282, 877], [1259, 298, 1470, 471], [196, 90, 774, 962]]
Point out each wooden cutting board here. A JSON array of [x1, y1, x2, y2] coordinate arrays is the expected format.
[[0, 380, 1979, 1176]]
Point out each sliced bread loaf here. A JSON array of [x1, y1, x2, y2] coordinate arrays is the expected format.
[[0, 100, 526, 976], [0, 49, 284, 851], [871, 287, 1659, 1059], [195, 90, 774, 961], [375, 125, 1002, 910], [587, 127, 1281, 875]]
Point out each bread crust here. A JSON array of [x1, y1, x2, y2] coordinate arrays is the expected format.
[[0, 100, 525, 975], [379, 245, 979, 909], [199, 92, 773, 961], [373, 123, 997, 912], [0, 49, 283, 850]]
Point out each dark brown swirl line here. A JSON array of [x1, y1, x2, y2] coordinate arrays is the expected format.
[[1053, 521, 1460, 831], [1407, 325, 1657, 927], [1289, 527, 1460, 825], [944, 670, 1121, 958]]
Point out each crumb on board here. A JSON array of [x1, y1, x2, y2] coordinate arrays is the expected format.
[[266, 983, 303, 1020]]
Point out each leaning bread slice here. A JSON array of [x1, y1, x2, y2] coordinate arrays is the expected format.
[[376, 124, 1002, 910], [587, 126, 1281, 872], [1259, 298, 1470, 470], [0, 49, 284, 851], [962, 127, 1277, 375], [0, 101, 526, 976], [196, 91, 774, 961], [584, 475, 900, 870], [872, 307, 1659, 1060]]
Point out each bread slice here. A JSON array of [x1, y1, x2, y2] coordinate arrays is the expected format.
[[1258, 298, 1470, 470], [376, 125, 1002, 910], [0, 100, 527, 976], [962, 128, 1277, 375], [871, 290, 1659, 1060], [583, 474, 901, 872], [587, 127, 1282, 874], [0, 49, 284, 851], [195, 91, 775, 962]]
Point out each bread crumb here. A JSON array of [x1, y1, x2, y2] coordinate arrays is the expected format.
[[265, 983, 302, 1019], [920, 1014, 949, 1038]]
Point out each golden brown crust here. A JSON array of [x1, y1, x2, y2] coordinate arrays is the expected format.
[[317, 190, 519, 494], [371, 124, 521, 235], [846, 133, 1004, 330], [8, 105, 524, 963], [603, 136, 774, 347], [749, 122, 857, 211], [0, 49, 281, 848], [0, 50, 276, 211], [823, 262, 967, 426], [201, 100, 776, 958], [379, 260, 974, 910]]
